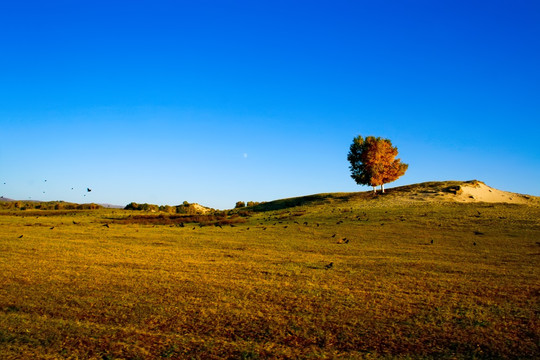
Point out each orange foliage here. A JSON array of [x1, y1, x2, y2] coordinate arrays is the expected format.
[[348, 135, 408, 191]]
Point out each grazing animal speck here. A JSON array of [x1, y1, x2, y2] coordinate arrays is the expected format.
[[324, 262, 333, 270], [284, 225, 288, 228], [50, 227, 54, 230], [103, 224, 109, 228], [18, 235, 23, 238], [331, 234, 336, 238], [474, 231, 484, 235], [72, 221, 78, 224], [303, 222, 308, 225], [430, 239, 434, 244], [473, 242, 477, 246]]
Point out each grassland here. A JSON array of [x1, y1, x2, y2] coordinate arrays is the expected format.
[[1, 184, 539, 359]]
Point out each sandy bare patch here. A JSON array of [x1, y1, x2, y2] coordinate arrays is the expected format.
[[452, 181, 535, 204]]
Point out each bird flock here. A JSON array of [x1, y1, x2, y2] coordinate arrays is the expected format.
[[1, 179, 93, 200]]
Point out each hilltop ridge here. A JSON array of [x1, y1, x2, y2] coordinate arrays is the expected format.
[[246, 180, 539, 212]]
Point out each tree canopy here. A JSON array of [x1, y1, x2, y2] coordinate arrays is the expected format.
[[347, 135, 408, 193]]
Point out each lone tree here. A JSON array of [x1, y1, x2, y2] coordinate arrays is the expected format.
[[347, 135, 408, 193]]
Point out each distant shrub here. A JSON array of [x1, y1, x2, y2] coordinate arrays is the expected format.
[[125, 202, 139, 210], [444, 185, 463, 195], [77, 203, 101, 210], [160, 205, 175, 213], [235, 201, 246, 208]]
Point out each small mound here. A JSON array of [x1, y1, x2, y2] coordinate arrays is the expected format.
[[449, 180, 534, 204], [189, 203, 213, 214]]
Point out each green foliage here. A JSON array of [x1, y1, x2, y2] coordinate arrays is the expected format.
[[235, 201, 246, 208], [159, 205, 175, 213]]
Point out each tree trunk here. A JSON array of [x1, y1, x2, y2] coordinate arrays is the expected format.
[[372, 186, 376, 194], [381, 184, 385, 193]]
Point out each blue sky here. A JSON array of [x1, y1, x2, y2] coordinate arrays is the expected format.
[[1, 1, 539, 209]]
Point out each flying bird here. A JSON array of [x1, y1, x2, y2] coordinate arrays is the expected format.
[[87, 188, 92, 192]]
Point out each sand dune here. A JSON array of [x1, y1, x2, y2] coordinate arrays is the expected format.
[[436, 180, 536, 204]]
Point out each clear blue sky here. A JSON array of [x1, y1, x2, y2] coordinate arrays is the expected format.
[[1, 1, 539, 209]]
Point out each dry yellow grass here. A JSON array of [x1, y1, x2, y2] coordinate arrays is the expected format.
[[1, 183, 539, 359]]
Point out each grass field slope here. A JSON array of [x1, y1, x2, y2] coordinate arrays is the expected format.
[[0, 181, 539, 359]]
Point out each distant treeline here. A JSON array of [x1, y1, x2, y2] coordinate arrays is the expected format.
[[234, 201, 263, 208], [0, 200, 102, 211], [124, 201, 212, 214]]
